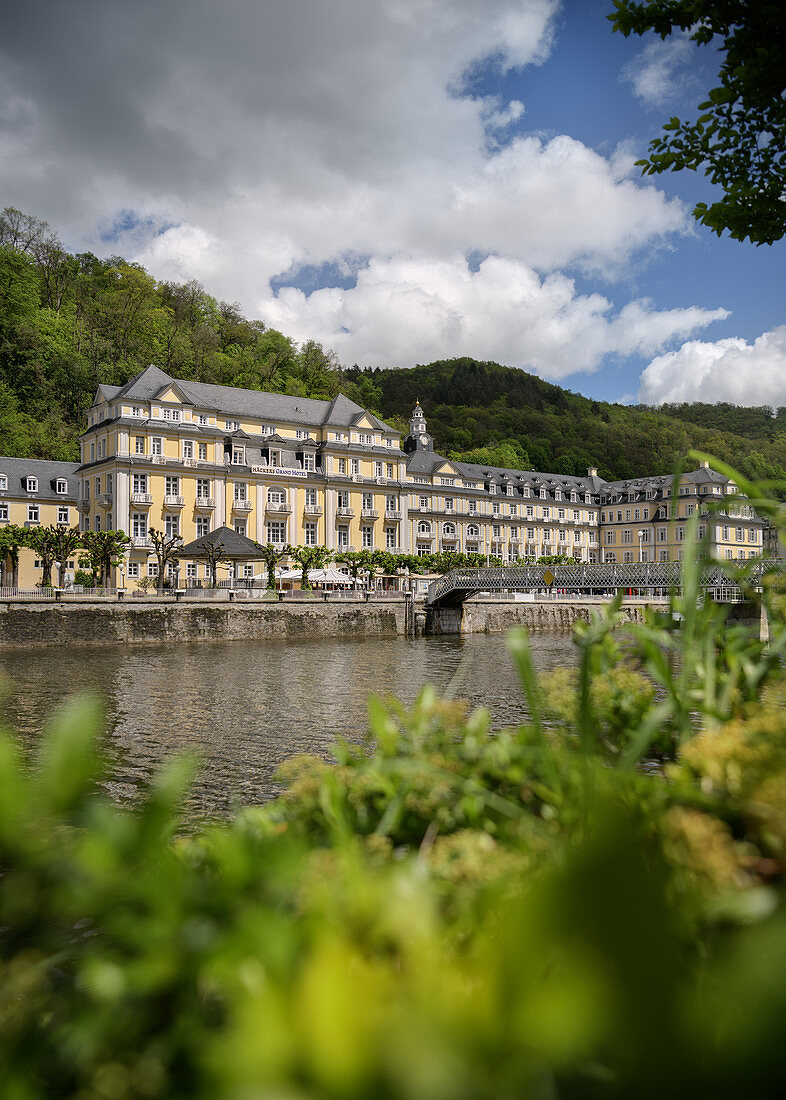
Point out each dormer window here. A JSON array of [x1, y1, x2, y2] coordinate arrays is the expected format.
[[225, 419, 240, 431], [26, 477, 38, 493], [132, 406, 142, 417], [0, 475, 6, 491], [232, 446, 246, 465], [56, 479, 68, 494]]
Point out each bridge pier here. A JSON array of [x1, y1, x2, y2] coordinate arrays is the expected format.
[[425, 602, 465, 635]]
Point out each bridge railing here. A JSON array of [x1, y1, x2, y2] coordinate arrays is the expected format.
[[426, 559, 785, 606]]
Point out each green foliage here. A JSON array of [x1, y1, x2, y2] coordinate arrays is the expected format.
[[79, 530, 131, 587], [2, 461, 786, 1096], [287, 543, 332, 589], [609, 1, 786, 244]]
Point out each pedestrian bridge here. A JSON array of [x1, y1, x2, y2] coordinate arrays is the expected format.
[[425, 560, 780, 609]]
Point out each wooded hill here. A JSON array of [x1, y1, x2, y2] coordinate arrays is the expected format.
[[2, 206, 784, 483]]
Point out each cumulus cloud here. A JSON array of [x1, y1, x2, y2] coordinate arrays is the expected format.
[[639, 327, 786, 406], [0, 0, 714, 380], [621, 33, 696, 108], [263, 254, 728, 375]]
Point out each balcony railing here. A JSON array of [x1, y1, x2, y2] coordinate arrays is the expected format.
[[266, 502, 291, 513], [361, 508, 379, 519], [164, 495, 185, 508], [132, 536, 153, 548], [335, 545, 356, 554], [131, 492, 153, 505], [233, 499, 253, 511], [195, 496, 215, 509], [78, 500, 90, 512], [303, 504, 323, 515], [384, 510, 401, 520], [337, 507, 355, 518], [96, 493, 113, 506]]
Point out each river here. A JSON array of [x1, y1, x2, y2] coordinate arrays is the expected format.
[[0, 632, 578, 818]]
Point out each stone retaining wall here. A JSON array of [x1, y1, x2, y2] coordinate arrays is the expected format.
[[0, 596, 654, 648]]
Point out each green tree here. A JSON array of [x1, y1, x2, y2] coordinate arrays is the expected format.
[[609, 1, 786, 244], [255, 542, 289, 590], [24, 525, 60, 587], [51, 525, 83, 586], [79, 530, 131, 588], [334, 549, 376, 590], [287, 544, 332, 591], [0, 523, 28, 588]]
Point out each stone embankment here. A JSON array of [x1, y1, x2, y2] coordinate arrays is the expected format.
[[0, 595, 654, 649]]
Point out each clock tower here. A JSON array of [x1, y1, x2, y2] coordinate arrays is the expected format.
[[403, 400, 433, 454]]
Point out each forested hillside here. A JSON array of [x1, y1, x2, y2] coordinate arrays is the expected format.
[[2, 205, 785, 482]]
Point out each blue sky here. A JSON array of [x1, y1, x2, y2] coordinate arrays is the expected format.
[[1, 0, 783, 406]]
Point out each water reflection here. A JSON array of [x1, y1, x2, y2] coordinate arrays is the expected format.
[[0, 632, 578, 817]]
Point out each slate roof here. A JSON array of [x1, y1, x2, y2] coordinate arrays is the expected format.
[[0, 457, 80, 501], [406, 448, 599, 493], [177, 525, 266, 559], [103, 365, 396, 433]]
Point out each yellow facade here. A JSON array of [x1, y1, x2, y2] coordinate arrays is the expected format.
[[0, 459, 79, 587]]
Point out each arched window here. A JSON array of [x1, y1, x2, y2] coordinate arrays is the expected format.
[[467, 524, 479, 537], [268, 488, 287, 504], [443, 522, 455, 536], [417, 521, 431, 535]]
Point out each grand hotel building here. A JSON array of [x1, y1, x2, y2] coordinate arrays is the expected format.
[[0, 365, 764, 587]]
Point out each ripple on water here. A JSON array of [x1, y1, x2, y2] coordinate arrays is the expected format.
[[0, 632, 578, 819]]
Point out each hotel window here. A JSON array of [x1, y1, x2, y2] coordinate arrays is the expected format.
[[56, 479, 68, 494], [106, 474, 113, 495], [57, 506, 69, 524], [722, 526, 730, 541], [558, 508, 565, 520], [95, 477, 101, 495], [338, 458, 346, 475], [623, 551, 633, 563], [267, 521, 286, 544], [542, 507, 550, 519], [186, 563, 197, 580], [0, 475, 6, 491], [350, 459, 359, 475], [0, 504, 8, 522], [198, 443, 207, 461], [26, 477, 38, 492], [197, 478, 210, 498], [625, 509, 631, 521], [554, 490, 562, 501], [197, 414, 208, 425], [640, 530, 650, 542], [304, 522, 317, 546], [736, 527, 744, 541], [526, 505, 533, 518], [559, 529, 567, 543], [509, 504, 517, 516], [165, 476, 180, 496], [296, 429, 306, 439], [261, 424, 274, 435], [445, 497, 454, 512], [419, 496, 429, 509], [127, 562, 140, 579], [183, 440, 193, 460], [242, 564, 254, 578], [468, 501, 477, 514], [305, 487, 318, 507], [234, 482, 247, 501], [268, 488, 285, 505], [94, 515, 101, 532], [148, 563, 159, 578], [337, 491, 349, 509], [165, 515, 179, 538], [643, 508, 649, 520], [573, 510, 580, 522], [467, 525, 479, 538], [385, 527, 397, 549], [234, 521, 247, 536], [443, 523, 456, 537], [492, 502, 500, 515], [375, 462, 383, 477], [151, 437, 162, 455], [659, 549, 668, 562], [658, 528, 667, 542], [605, 531, 614, 545], [492, 524, 501, 538], [417, 521, 431, 535], [196, 517, 210, 537], [97, 439, 105, 459], [386, 464, 394, 478], [622, 530, 632, 544], [132, 514, 147, 538], [634, 509, 640, 520], [676, 526, 686, 541], [616, 510, 623, 522], [574, 531, 582, 543], [133, 474, 148, 494], [90, 442, 95, 461], [303, 453, 315, 471], [232, 446, 245, 464], [225, 420, 240, 431], [337, 527, 349, 548], [362, 526, 373, 548], [362, 492, 373, 510], [358, 432, 372, 444], [135, 436, 145, 454], [385, 494, 397, 512]]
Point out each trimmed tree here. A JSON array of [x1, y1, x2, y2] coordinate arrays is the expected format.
[[200, 538, 230, 588], [288, 544, 332, 591], [24, 525, 60, 587], [0, 524, 29, 588], [52, 525, 83, 586], [148, 528, 184, 593], [255, 542, 289, 590], [80, 530, 132, 588], [334, 548, 376, 591]]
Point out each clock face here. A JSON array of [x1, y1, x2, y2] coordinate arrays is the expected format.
[[420, 432, 428, 441]]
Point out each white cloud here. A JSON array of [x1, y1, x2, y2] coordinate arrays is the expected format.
[[639, 327, 786, 406], [262, 253, 728, 375], [621, 33, 695, 108], [0, 0, 714, 381]]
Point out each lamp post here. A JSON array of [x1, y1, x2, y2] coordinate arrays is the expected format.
[[638, 529, 645, 563]]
